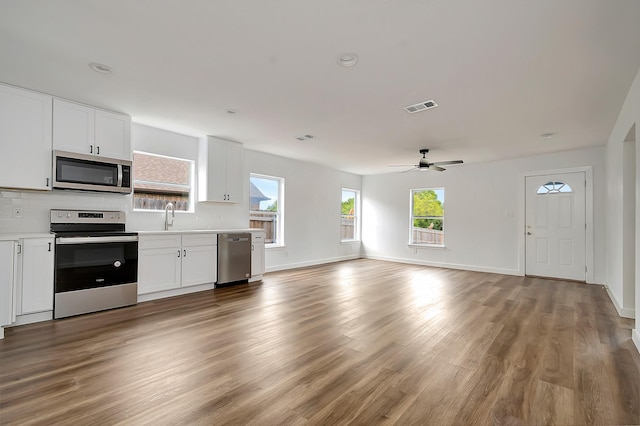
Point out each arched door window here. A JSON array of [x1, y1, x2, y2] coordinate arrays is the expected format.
[[536, 181, 572, 194]]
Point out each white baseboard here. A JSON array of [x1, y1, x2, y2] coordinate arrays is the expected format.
[[12, 311, 53, 326], [265, 254, 360, 273], [137, 282, 215, 303], [604, 285, 635, 319], [633, 329, 640, 354], [361, 254, 521, 276]]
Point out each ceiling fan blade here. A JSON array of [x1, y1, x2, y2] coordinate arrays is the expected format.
[[401, 166, 419, 173], [432, 160, 464, 166], [388, 164, 417, 167], [431, 165, 446, 172]]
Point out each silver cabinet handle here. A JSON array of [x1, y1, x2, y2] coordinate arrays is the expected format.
[[183, 249, 187, 257], [178, 250, 181, 257], [90, 145, 93, 154], [46, 177, 50, 187], [97, 146, 100, 155], [48, 242, 52, 252]]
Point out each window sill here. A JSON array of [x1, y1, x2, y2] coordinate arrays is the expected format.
[[408, 243, 446, 249], [266, 244, 286, 250], [341, 239, 360, 244]]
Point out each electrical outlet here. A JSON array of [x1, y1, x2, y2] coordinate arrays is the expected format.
[[13, 207, 23, 218]]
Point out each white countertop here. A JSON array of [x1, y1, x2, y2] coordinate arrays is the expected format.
[[0, 233, 53, 241], [0, 229, 264, 241], [135, 228, 264, 236]]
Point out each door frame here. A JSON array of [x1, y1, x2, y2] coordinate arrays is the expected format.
[[519, 166, 594, 283]]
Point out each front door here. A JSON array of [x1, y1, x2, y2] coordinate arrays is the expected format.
[[525, 172, 586, 281]]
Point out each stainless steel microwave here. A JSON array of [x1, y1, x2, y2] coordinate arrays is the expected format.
[[53, 150, 132, 194]]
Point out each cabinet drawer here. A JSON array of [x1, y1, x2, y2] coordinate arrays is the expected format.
[[138, 234, 181, 250], [182, 233, 217, 247], [251, 232, 265, 243]]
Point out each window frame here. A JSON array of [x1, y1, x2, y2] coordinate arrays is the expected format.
[[249, 173, 285, 248], [409, 187, 445, 247], [341, 188, 360, 242], [132, 150, 195, 213]]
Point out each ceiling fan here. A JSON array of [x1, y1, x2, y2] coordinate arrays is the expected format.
[[389, 149, 463, 172]]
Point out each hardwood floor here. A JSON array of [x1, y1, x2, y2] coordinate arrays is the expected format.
[[1, 259, 638, 425]]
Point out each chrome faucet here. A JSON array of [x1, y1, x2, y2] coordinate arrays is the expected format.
[[164, 202, 175, 230]]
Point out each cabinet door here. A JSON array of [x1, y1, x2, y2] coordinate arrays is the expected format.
[[203, 137, 228, 202], [251, 242, 265, 277], [0, 84, 52, 190], [95, 109, 131, 160], [138, 247, 182, 294], [53, 99, 95, 155], [224, 140, 244, 203], [20, 238, 54, 314], [181, 244, 217, 287], [0, 241, 16, 326]]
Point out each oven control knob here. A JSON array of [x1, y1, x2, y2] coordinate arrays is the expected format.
[[114, 260, 122, 268], [66, 213, 71, 218]]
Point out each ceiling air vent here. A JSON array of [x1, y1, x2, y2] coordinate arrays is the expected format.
[[404, 100, 438, 114]]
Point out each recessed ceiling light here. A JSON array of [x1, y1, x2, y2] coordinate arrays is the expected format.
[[336, 53, 359, 67], [89, 62, 113, 74], [540, 132, 555, 139], [296, 134, 316, 141]]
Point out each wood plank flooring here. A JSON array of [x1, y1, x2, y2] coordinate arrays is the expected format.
[[1, 259, 638, 425]]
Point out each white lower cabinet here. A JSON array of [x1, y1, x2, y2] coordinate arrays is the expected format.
[[0, 236, 54, 338], [19, 238, 55, 315], [138, 233, 217, 295], [251, 232, 266, 279], [181, 234, 217, 287], [0, 241, 17, 332], [138, 246, 182, 294]]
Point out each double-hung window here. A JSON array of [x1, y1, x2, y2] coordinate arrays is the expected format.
[[410, 188, 445, 246], [341, 188, 360, 241], [250, 174, 284, 246]]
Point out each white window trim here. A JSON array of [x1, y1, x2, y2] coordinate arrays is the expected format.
[[341, 188, 361, 242], [409, 187, 445, 247], [250, 173, 285, 248]]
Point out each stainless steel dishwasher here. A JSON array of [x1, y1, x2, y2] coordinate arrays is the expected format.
[[217, 233, 252, 286]]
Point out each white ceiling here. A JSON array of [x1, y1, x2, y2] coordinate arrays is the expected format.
[[1, 1, 639, 175]]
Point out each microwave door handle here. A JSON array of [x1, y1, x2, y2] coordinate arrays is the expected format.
[[117, 164, 123, 187]]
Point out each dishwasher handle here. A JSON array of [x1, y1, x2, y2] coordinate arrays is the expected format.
[[229, 237, 249, 242]]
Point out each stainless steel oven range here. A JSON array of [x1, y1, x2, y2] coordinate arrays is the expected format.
[[51, 209, 138, 319]]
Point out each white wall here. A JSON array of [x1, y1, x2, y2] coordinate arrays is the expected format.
[[605, 66, 640, 349], [246, 150, 362, 271], [361, 147, 606, 282]]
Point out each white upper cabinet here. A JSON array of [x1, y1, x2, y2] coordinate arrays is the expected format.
[[0, 84, 53, 191], [198, 136, 244, 203], [53, 98, 131, 160], [94, 109, 131, 159]]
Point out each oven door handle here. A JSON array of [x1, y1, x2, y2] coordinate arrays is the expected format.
[[56, 236, 138, 244]]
